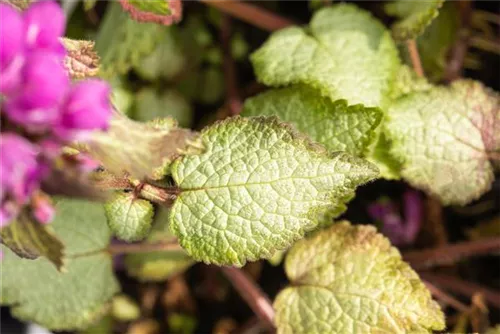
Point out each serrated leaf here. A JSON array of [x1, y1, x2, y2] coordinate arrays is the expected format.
[[390, 65, 433, 100], [0, 211, 64, 270], [385, 0, 444, 41], [135, 88, 193, 128], [61, 38, 100, 79], [95, 2, 165, 79], [104, 192, 154, 241], [274, 222, 445, 334], [1, 199, 119, 330], [124, 208, 194, 281], [169, 117, 378, 266], [119, 0, 182, 26], [386, 80, 500, 205], [251, 4, 399, 109], [242, 86, 382, 157], [86, 113, 201, 181]]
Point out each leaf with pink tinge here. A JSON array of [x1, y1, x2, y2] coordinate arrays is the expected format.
[[119, 0, 182, 26]]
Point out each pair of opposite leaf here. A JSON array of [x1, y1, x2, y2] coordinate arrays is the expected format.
[[247, 3, 500, 206]]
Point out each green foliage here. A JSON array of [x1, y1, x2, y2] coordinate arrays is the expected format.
[[251, 4, 399, 109], [0, 211, 65, 270], [127, 0, 170, 15], [386, 80, 500, 205], [1, 199, 119, 330], [135, 88, 193, 127], [104, 192, 154, 242], [111, 295, 141, 321], [242, 86, 382, 156], [274, 222, 445, 334], [385, 0, 444, 41], [169, 117, 378, 266], [95, 2, 164, 79]]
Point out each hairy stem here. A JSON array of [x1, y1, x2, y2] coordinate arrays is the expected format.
[[108, 240, 184, 255], [221, 267, 275, 329], [406, 39, 424, 77], [404, 237, 500, 270], [200, 0, 294, 32]]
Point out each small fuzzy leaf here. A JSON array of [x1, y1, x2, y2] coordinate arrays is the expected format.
[[1, 199, 119, 330], [242, 86, 382, 156], [61, 38, 100, 79], [251, 4, 399, 108], [86, 113, 201, 181], [0, 211, 64, 270], [119, 0, 182, 26], [95, 2, 165, 79], [135, 88, 193, 127], [274, 222, 445, 334], [385, 0, 444, 41], [104, 192, 154, 242], [386, 80, 500, 205], [169, 117, 378, 266]]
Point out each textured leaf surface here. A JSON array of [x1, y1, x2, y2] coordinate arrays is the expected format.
[[242, 87, 382, 156], [0, 211, 64, 270], [104, 192, 154, 241], [274, 222, 445, 334], [95, 2, 164, 79], [169, 117, 378, 266], [385, 0, 444, 41], [62, 38, 100, 79], [119, 0, 182, 26], [86, 113, 200, 180], [125, 208, 193, 281], [386, 80, 500, 205], [251, 4, 399, 108], [135, 88, 193, 127], [0, 199, 119, 330]]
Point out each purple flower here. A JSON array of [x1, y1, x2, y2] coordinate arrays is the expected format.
[[55, 79, 113, 140], [0, 3, 25, 94], [5, 51, 69, 131], [23, 0, 65, 55], [0, 134, 42, 226]]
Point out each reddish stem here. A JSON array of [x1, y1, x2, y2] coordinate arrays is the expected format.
[[221, 15, 242, 115], [407, 40, 424, 77]]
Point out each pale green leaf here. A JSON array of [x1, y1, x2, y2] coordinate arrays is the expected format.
[[386, 80, 500, 205], [1, 199, 119, 330], [104, 192, 154, 241], [86, 113, 201, 181], [274, 222, 445, 334], [95, 2, 164, 79], [367, 132, 403, 180], [127, 0, 170, 15], [61, 38, 100, 79], [169, 117, 378, 266], [390, 65, 433, 100], [124, 208, 194, 281], [385, 0, 444, 41], [242, 86, 382, 156], [251, 4, 399, 108], [120, 0, 182, 26], [135, 88, 193, 128], [111, 295, 140, 321], [0, 211, 65, 270]]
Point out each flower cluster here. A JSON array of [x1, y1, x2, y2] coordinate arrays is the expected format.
[[0, 1, 113, 226]]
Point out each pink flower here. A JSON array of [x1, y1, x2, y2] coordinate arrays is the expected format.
[[0, 3, 25, 94]]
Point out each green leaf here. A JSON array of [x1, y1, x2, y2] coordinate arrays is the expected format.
[[120, 0, 182, 26], [61, 38, 100, 79], [386, 80, 500, 205], [135, 88, 193, 128], [385, 0, 444, 41], [95, 2, 164, 79], [242, 86, 382, 157], [104, 192, 154, 242], [0, 211, 65, 270], [111, 295, 141, 321], [274, 222, 445, 334], [251, 4, 399, 108], [486, 325, 500, 334], [124, 208, 194, 281], [169, 117, 378, 266], [1, 199, 119, 330], [86, 113, 201, 181], [390, 65, 433, 100]]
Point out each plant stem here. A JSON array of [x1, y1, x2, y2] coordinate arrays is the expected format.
[[221, 15, 242, 115], [445, 0, 472, 82], [420, 272, 500, 309], [424, 280, 468, 312], [221, 267, 275, 329], [200, 0, 294, 32], [404, 237, 500, 270], [406, 39, 424, 77], [108, 241, 184, 255]]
